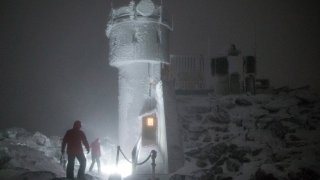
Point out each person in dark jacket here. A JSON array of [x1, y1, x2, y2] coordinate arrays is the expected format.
[[61, 120, 90, 179], [89, 138, 101, 173]]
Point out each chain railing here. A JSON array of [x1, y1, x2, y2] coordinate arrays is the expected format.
[[115, 145, 157, 180]]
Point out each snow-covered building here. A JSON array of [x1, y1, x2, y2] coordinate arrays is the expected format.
[[168, 55, 205, 91], [106, 0, 184, 178], [169, 45, 259, 95]]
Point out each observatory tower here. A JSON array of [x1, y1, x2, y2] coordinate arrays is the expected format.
[[106, 0, 184, 176]]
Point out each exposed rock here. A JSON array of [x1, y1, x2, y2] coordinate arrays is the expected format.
[[186, 106, 211, 114], [235, 98, 253, 106], [15, 171, 56, 180], [218, 177, 233, 180], [202, 134, 212, 142], [264, 97, 300, 113], [252, 148, 263, 156], [229, 148, 250, 163], [226, 159, 240, 172], [288, 134, 300, 141], [233, 118, 243, 127], [293, 90, 319, 104], [209, 126, 229, 132], [215, 157, 228, 166], [287, 168, 320, 180], [185, 148, 201, 157], [212, 166, 223, 174], [205, 114, 230, 124], [196, 160, 208, 168], [266, 121, 289, 139], [169, 174, 194, 180], [254, 168, 278, 180]]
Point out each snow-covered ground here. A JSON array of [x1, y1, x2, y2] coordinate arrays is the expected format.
[[171, 89, 320, 180], [0, 128, 110, 180], [1, 89, 320, 180]]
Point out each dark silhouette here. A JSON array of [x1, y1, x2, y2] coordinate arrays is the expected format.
[[89, 138, 101, 173], [61, 120, 90, 179]]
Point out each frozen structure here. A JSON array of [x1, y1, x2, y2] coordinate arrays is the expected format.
[[169, 45, 263, 95], [169, 55, 205, 91], [209, 54, 257, 95], [106, 0, 184, 178]]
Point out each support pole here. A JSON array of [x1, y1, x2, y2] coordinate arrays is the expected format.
[[116, 146, 120, 167], [151, 150, 157, 180]]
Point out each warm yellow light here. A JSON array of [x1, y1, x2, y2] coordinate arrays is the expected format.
[[147, 117, 154, 127]]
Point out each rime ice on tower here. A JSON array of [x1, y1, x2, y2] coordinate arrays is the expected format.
[[106, 0, 184, 176]]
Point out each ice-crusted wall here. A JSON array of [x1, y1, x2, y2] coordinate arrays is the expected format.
[[117, 63, 161, 155], [106, 0, 183, 175]]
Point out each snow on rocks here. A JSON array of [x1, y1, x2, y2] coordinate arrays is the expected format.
[[0, 129, 65, 179], [0, 128, 106, 180], [173, 89, 320, 180]]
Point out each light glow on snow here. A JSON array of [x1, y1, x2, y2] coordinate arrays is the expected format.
[[101, 160, 132, 178]]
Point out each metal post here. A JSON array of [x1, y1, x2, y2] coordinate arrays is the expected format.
[[116, 146, 120, 167], [131, 145, 137, 173], [151, 150, 157, 180]]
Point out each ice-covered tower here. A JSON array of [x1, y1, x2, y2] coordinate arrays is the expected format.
[[106, 0, 183, 176]]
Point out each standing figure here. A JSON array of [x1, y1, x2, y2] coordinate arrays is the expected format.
[[89, 138, 101, 173], [61, 120, 90, 179]]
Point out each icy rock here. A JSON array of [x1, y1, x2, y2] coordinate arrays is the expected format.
[[0, 147, 11, 168], [32, 132, 50, 146], [14, 170, 56, 180], [264, 97, 300, 112], [5, 128, 29, 139]]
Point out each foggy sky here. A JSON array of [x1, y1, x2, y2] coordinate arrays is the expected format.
[[0, 0, 319, 141]]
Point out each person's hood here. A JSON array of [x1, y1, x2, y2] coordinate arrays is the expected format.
[[73, 120, 81, 130]]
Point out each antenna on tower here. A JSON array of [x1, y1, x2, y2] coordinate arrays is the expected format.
[[253, 19, 257, 58], [207, 36, 211, 60], [110, 0, 113, 9]]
